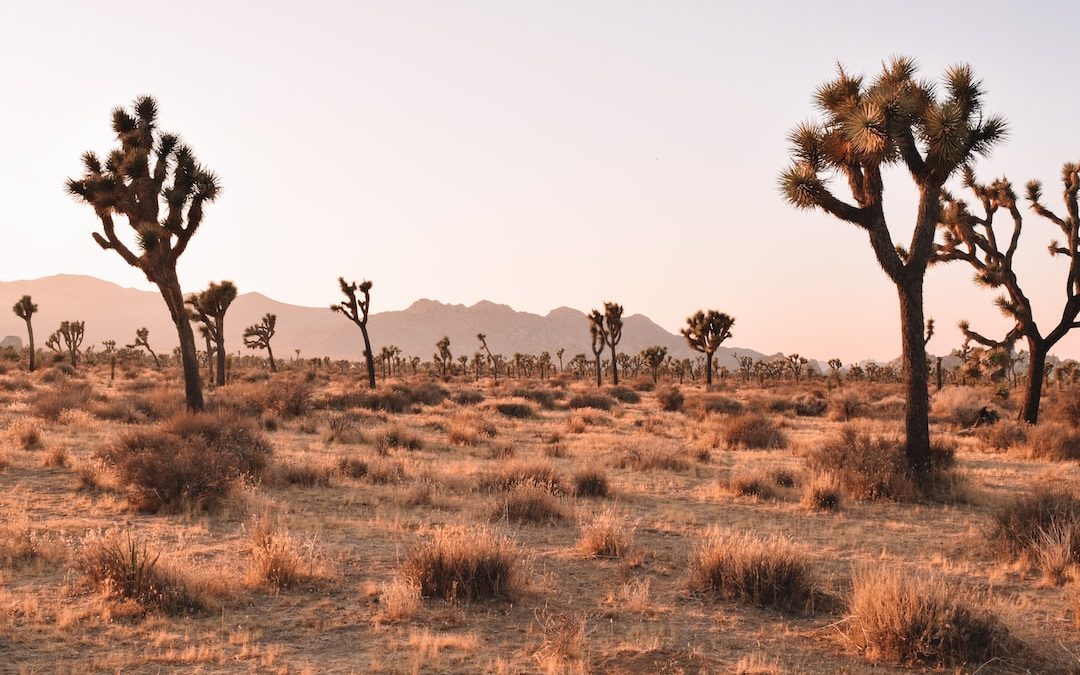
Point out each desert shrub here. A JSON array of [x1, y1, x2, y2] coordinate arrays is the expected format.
[[276, 460, 333, 487], [376, 579, 422, 623], [79, 531, 206, 614], [688, 394, 744, 417], [805, 426, 954, 502], [931, 387, 989, 427], [769, 468, 798, 488], [95, 411, 272, 512], [576, 508, 635, 558], [493, 482, 567, 524], [480, 460, 563, 494], [245, 515, 321, 589], [447, 412, 497, 446], [607, 386, 640, 404], [7, 418, 44, 451], [212, 378, 313, 418], [93, 389, 184, 424], [1052, 393, 1080, 428], [656, 385, 684, 412], [43, 446, 68, 468], [374, 425, 425, 453], [573, 470, 609, 498], [613, 446, 690, 472], [688, 530, 816, 611], [985, 490, 1080, 561], [511, 387, 559, 410], [845, 567, 1011, 667], [977, 418, 1028, 451], [401, 525, 529, 601], [454, 389, 485, 405], [323, 413, 366, 445], [1026, 422, 1080, 461], [827, 391, 866, 422], [495, 401, 535, 418], [326, 389, 412, 414], [366, 458, 408, 484], [722, 413, 786, 449], [792, 393, 827, 417], [567, 393, 615, 411], [335, 456, 369, 479], [633, 380, 655, 392], [801, 471, 843, 511], [728, 471, 776, 499], [0, 515, 51, 567], [30, 381, 95, 420]]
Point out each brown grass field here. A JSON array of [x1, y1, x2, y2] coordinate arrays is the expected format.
[[2, 360, 1080, 674]]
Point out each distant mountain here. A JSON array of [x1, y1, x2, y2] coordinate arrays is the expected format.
[[0, 275, 786, 367]]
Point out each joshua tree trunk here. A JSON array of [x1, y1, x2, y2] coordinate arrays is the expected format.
[[159, 270, 204, 411], [594, 356, 602, 387], [705, 352, 714, 387], [898, 280, 931, 474], [24, 319, 35, 372], [215, 329, 227, 387], [609, 346, 619, 386], [360, 327, 376, 389], [1022, 338, 1048, 424], [204, 333, 214, 383], [267, 344, 276, 373]]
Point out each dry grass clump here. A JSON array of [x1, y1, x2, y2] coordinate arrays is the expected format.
[[366, 458, 409, 484], [245, 514, 323, 589], [95, 410, 272, 512], [688, 529, 816, 611], [400, 525, 529, 601], [454, 389, 485, 406], [92, 389, 184, 424], [275, 460, 333, 487], [576, 508, 636, 558], [805, 426, 956, 502], [931, 386, 991, 427], [79, 531, 207, 614], [0, 515, 53, 567], [791, 393, 827, 417], [985, 490, 1080, 562], [495, 401, 536, 419], [721, 413, 787, 449], [977, 418, 1028, 451], [511, 387, 561, 410], [800, 471, 843, 511], [30, 381, 95, 421], [446, 412, 497, 446], [43, 445, 68, 467], [731, 653, 784, 675], [607, 385, 641, 404], [728, 470, 776, 499], [492, 482, 567, 524], [480, 460, 563, 494], [567, 392, 615, 411], [613, 446, 690, 472], [687, 393, 744, 418], [844, 567, 1012, 667], [212, 377, 313, 418], [573, 469, 609, 498], [335, 456, 369, 479], [376, 578, 422, 623], [323, 413, 367, 445], [6, 417, 44, 451], [656, 385, 684, 412], [1026, 422, 1080, 461], [827, 390, 866, 421], [374, 425, 425, 453]]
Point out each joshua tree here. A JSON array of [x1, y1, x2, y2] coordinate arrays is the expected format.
[[12, 295, 37, 372], [478, 333, 498, 382], [102, 340, 117, 384], [601, 302, 624, 385], [681, 310, 735, 387], [556, 347, 565, 373], [588, 310, 607, 387], [187, 281, 237, 387], [243, 313, 278, 372], [54, 321, 85, 368], [780, 58, 1006, 475], [641, 346, 668, 383], [67, 96, 220, 410], [44, 331, 62, 356], [331, 278, 376, 389], [197, 323, 215, 383], [936, 164, 1080, 423], [435, 336, 452, 376], [786, 353, 808, 381], [128, 327, 161, 368], [828, 358, 843, 384]]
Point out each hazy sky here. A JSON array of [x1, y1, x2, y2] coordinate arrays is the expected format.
[[2, 1, 1079, 361]]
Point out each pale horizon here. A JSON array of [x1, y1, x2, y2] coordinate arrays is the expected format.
[[3, 1, 1079, 362]]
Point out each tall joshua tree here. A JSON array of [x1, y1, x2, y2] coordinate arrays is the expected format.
[[197, 323, 215, 383], [128, 327, 160, 368], [58, 321, 85, 368], [331, 278, 376, 388], [641, 346, 668, 383], [780, 58, 1006, 475], [477, 333, 498, 382], [681, 310, 734, 387], [436, 336, 453, 376], [67, 96, 220, 411], [588, 310, 607, 387], [187, 281, 237, 387], [602, 302, 624, 385], [936, 163, 1080, 422], [12, 295, 37, 372], [243, 313, 278, 372]]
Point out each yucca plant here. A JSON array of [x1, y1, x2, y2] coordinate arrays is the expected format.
[[331, 278, 376, 388], [12, 295, 37, 372], [936, 163, 1080, 423], [128, 327, 161, 369], [67, 96, 220, 410], [681, 310, 734, 387], [187, 281, 237, 386], [243, 313, 278, 372], [587, 310, 606, 387], [603, 302, 624, 385], [780, 58, 1007, 475]]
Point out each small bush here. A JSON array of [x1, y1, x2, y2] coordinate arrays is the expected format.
[[495, 401, 536, 419], [0, 515, 51, 567], [801, 472, 843, 511], [366, 458, 408, 484], [845, 567, 1011, 667], [728, 471, 776, 499], [402, 382, 450, 406], [827, 391, 866, 422], [96, 411, 272, 512], [688, 530, 816, 611], [511, 387, 559, 410], [932, 387, 989, 427], [688, 394, 744, 417], [401, 525, 528, 601], [576, 508, 635, 558], [245, 515, 321, 589], [276, 461, 333, 487], [613, 447, 689, 472], [336, 456, 369, 479], [567, 393, 615, 411], [656, 386, 684, 412], [7, 418, 44, 451], [30, 381, 95, 421], [493, 482, 567, 524], [792, 393, 827, 417], [722, 413, 786, 449], [323, 413, 366, 445], [985, 490, 1080, 560], [977, 419, 1028, 451], [374, 426, 425, 453], [454, 389, 485, 406], [1027, 422, 1080, 461], [573, 470, 609, 498], [480, 461, 563, 494], [607, 386, 641, 404], [79, 532, 206, 614]]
